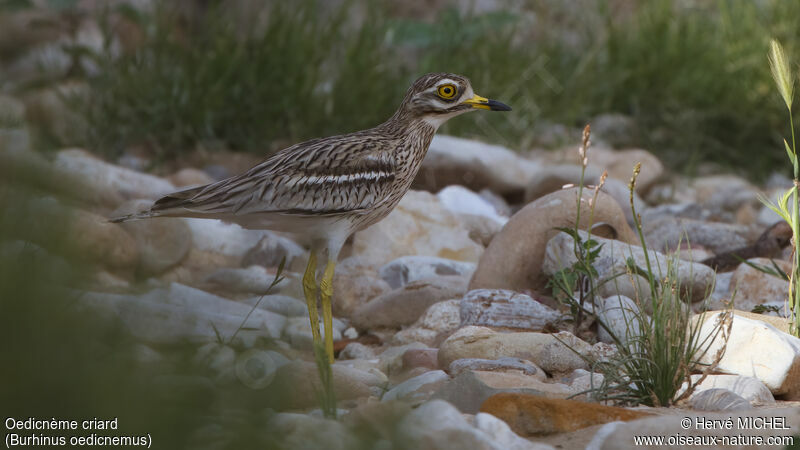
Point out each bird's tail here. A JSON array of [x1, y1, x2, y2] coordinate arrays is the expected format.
[[109, 209, 159, 223], [109, 184, 208, 223]]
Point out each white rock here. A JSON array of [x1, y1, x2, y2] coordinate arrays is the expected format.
[[397, 400, 536, 450], [689, 388, 752, 411], [343, 327, 359, 339], [340, 342, 376, 360], [596, 295, 645, 346], [379, 255, 476, 289], [79, 283, 286, 344], [416, 299, 461, 333], [568, 369, 606, 400], [53, 149, 176, 206], [268, 412, 356, 450], [184, 218, 277, 258], [437, 326, 590, 374], [378, 343, 428, 375], [678, 374, 774, 405], [696, 312, 800, 398], [241, 294, 307, 317], [112, 199, 192, 274], [382, 370, 449, 404], [418, 134, 541, 195], [203, 265, 288, 294], [241, 232, 306, 268], [391, 327, 439, 346], [351, 190, 484, 267], [283, 316, 344, 350], [474, 412, 554, 450], [437, 185, 508, 225]]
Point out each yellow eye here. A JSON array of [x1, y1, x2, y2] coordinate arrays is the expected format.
[[437, 84, 457, 99]]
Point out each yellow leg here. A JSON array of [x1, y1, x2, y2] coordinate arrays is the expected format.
[[302, 251, 321, 346], [320, 258, 336, 364]]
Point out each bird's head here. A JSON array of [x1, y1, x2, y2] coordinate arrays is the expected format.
[[397, 72, 511, 128]]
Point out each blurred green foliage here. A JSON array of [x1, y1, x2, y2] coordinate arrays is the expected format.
[[59, 0, 800, 177]]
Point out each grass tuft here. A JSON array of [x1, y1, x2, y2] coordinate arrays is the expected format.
[[550, 128, 730, 406]]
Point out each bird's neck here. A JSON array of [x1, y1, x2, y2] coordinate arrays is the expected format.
[[379, 116, 436, 151], [380, 112, 438, 137]]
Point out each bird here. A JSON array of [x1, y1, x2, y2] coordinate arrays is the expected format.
[[112, 72, 511, 364]]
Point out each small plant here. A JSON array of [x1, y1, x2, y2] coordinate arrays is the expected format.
[[757, 39, 800, 336], [548, 125, 608, 333], [587, 164, 732, 406], [549, 128, 731, 406]]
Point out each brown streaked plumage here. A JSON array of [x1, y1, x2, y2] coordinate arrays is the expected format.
[[112, 72, 511, 366]]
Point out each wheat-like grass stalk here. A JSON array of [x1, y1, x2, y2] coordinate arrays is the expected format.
[[769, 39, 794, 111]]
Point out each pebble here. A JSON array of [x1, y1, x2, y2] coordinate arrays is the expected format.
[[269, 361, 384, 410], [689, 389, 752, 412], [414, 134, 541, 196], [460, 289, 562, 331], [728, 257, 790, 313], [382, 370, 449, 404], [340, 342, 376, 360], [241, 294, 307, 317], [437, 326, 591, 375], [544, 230, 714, 302], [203, 265, 288, 295], [432, 370, 574, 414], [448, 357, 546, 380], [351, 275, 468, 330], [351, 189, 484, 267], [283, 316, 343, 350], [241, 232, 306, 269], [379, 255, 476, 289], [436, 185, 508, 225], [596, 295, 645, 346], [112, 199, 192, 274], [679, 374, 774, 405]]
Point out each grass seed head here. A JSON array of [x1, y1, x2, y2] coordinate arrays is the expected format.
[[769, 39, 794, 111]]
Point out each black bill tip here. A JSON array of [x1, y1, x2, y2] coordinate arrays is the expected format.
[[487, 99, 512, 111]]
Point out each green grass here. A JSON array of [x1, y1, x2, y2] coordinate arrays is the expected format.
[[74, 0, 404, 162], [29, 0, 800, 178]]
